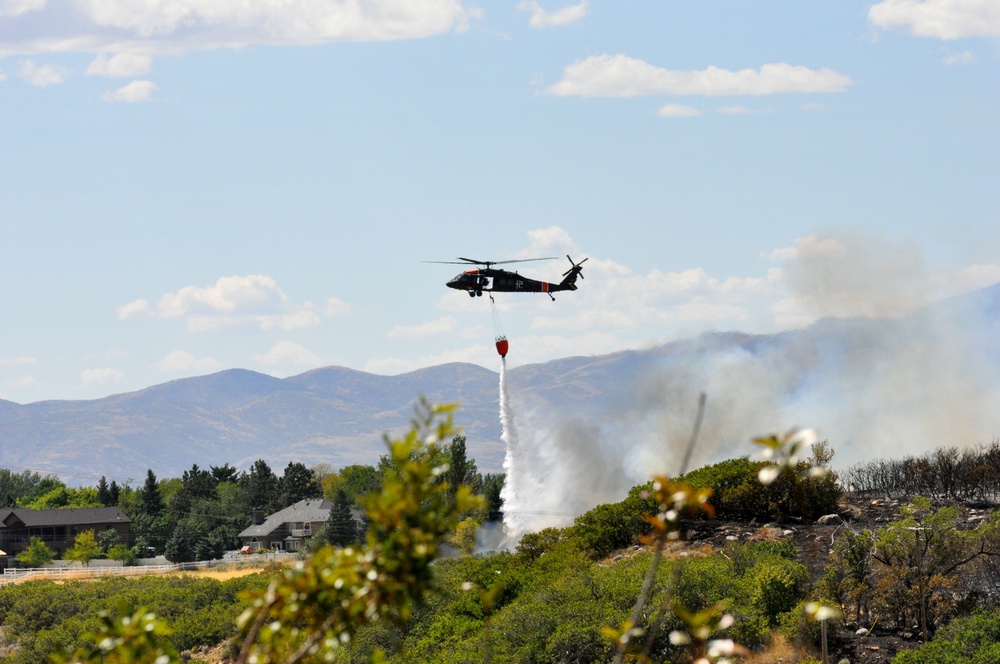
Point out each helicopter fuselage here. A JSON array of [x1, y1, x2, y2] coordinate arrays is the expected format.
[[447, 268, 567, 296]]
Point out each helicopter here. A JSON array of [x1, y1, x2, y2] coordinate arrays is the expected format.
[[430, 255, 588, 300]]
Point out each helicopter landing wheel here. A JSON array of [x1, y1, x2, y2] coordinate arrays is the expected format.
[[468, 291, 476, 298], [476, 290, 483, 297]]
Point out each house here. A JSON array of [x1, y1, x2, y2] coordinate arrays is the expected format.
[[238, 499, 333, 552], [0, 507, 131, 559]]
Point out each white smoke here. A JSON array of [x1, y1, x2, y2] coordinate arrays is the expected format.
[[497, 232, 1000, 545]]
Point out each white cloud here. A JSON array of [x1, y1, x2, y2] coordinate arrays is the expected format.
[[0, 1, 472, 56], [103, 79, 157, 103], [86, 52, 151, 77], [0, 0, 45, 18], [120, 274, 328, 333], [117, 298, 153, 319], [547, 54, 852, 98], [81, 367, 124, 386], [18, 59, 67, 86], [0, 71, 6, 81], [388, 316, 458, 339], [255, 340, 323, 366], [518, 1, 588, 28], [324, 296, 351, 316], [516, 225, 580, 260], [657, 103, 700, 117], [869, 0, 1000, 39], [153, 350, 222, 373], [0, 356, 35, 366], [943, 50, 974, 64]]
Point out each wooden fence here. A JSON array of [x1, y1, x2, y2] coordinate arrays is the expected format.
[[0, 553, 295, 585]]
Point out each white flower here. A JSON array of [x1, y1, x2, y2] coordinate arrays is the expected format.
[[758, 465, 781, 485]]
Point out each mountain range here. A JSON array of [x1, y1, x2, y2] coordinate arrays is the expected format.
[[3, 283, 999, 486]]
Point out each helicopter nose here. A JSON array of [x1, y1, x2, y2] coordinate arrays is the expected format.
[[446, 278, 461, 289]]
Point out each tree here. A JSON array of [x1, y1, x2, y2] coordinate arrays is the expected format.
[[16, 536, 54, 567], [278, 461, 322, 508], [65, 530, 102, 567], [23, 485, 102, 510], [324, 489, 358, 547], [240, 459, 279, 512], [96, 528, 120, 553], [164, 522, 202, 564], [106, 543, 137, 566], [444, 435, 480, 495], [233, 401, 484, 663], [138, 469, 164, 517], [169, 464, 216, 518], [0, 468, 48, 507], [210, 463, 239, 484], [96, 476, 113, 506], [482, 472, 505, 521], [326, 464, 380, 503]]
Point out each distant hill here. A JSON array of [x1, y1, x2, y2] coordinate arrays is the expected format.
[[3, 282, 999, 485]]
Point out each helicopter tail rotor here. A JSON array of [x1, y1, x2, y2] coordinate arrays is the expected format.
[[559, 255, 588, 289]]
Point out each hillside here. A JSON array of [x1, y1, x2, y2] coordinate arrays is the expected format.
[[2, 282, 999, 485]]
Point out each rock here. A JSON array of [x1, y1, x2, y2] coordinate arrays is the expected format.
[[726, 535, 738, 541], [817, 514, 844, 525], [783, 530, 794, 536], [856, 628, 869, 636]]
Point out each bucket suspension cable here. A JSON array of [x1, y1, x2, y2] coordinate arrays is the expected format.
[[491, 295, 508, 358]]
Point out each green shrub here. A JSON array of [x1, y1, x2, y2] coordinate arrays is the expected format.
[[681, 456, 840, 522]]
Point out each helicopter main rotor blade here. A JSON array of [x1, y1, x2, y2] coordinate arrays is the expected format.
[[425, 256, 559, 267], [486, 257, 559, 266]]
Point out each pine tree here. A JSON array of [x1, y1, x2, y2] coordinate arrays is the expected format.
[[324, 490, 358, 547], [96, 476, 112, 506], [139, 469, 164, 517], [278, 461, 322, 508]]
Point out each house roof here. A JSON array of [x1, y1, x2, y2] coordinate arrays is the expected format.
[[238, 499, 332, 538], [0, 507, 130, 529]]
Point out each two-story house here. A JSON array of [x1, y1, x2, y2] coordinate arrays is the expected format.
[[237, 499, 333, 552], [0, 506, 131, 560]]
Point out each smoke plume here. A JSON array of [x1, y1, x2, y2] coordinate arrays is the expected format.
[[498, 232, 1000, 543]]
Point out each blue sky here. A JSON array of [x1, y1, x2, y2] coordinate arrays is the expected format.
[[1, 0, 998, 403]]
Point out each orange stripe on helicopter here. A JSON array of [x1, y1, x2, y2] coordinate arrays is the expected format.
[[542, 282, 549, 292]]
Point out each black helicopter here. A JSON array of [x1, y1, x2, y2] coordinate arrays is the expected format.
[[430, 255, 587, 300]]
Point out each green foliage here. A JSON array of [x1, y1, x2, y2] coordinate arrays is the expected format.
[[324, 488, 360, 547], [106, 544, 137, 566], [481, 472, 504, 522], [566, 484, 658, 559], [234, 401, 485, 663], [324, 463, 380, 503], [21, 485, 102, 510], [239, 459, 279, 512], [815, 499, 1000, 643], [278, 460, 323, 506], [893, 610, 1000, 663], [444, 435, 480, 496], [450, 517, 479, 554], [0, 574, 268, 663], [16, 535, 55, 567], [65, 530, 102, 567], [54, 604, 178, 664], [137, 469, 164, 517], [515, 527, 566, 561], [0, 468, 56, 507], [96, 528, 120, 553], [681, 456, 840, 521]]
